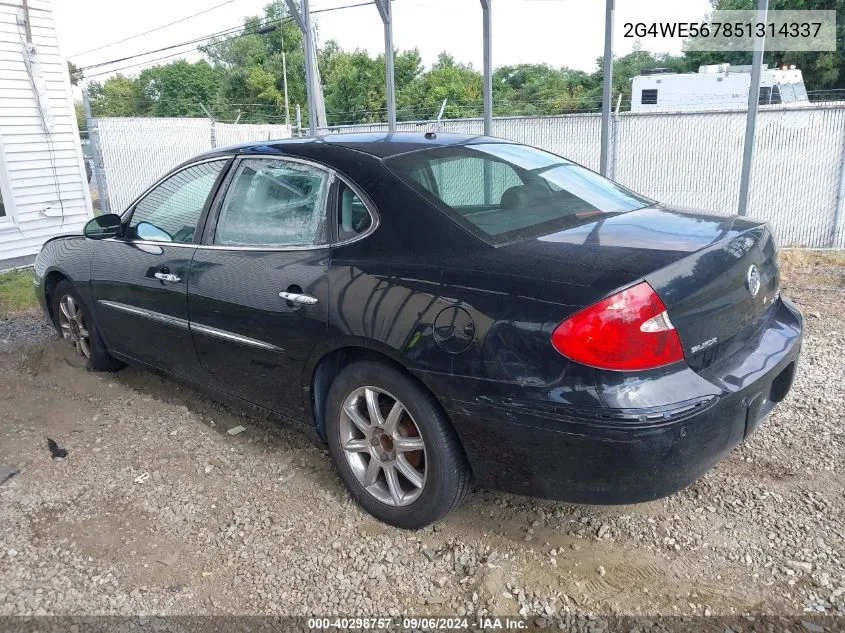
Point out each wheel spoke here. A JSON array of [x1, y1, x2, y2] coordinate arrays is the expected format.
[[60, 322, 72, 334], [338, 385, 428, 508], [66, 296, 77, 318], [384, 465, 403, 505], [78, 336, 91, 358], [362, 456, 381, 486], [383, 401, 404, 435], [364, 388, 384, 427], [344, 402, 370, 434], [344, 438, 370, 453], [78, 324, 89, 338], [394, 436, 424, 453], [395, 455, 424, 489], [59, 301, 71, 320]]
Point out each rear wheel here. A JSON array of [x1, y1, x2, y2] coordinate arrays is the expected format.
[[52, 280, 122, 372], [325, 361, 472, 529]]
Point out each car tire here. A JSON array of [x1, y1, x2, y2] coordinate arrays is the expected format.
[[325, 361, 472, 529], [52, 280, 122, 372]]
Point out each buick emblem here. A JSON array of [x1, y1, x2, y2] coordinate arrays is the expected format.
[[746, 264, 761, 297]]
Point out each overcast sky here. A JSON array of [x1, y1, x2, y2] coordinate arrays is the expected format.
[[54, 0, 713, 85]]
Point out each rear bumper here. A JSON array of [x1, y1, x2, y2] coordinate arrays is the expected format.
[[446, 298, 802, 504]]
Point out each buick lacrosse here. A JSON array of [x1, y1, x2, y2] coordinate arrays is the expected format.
[[35, 133, 802, 528]]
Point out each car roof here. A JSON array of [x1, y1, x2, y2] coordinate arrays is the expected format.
[[213, 131, 516, 160]]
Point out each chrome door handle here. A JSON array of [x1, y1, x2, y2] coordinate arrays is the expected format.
[[154, 272, 181, 283], [279, 291, 318, 305]]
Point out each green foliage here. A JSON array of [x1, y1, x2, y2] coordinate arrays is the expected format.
[[83, 0, 843, 124], [684, 0, 845, 93], [67, 60, 83, 86], [75, 101, 86, 131], [137, 60, 221, 117], [0, 269, 37, 315], [88, 75, 144, 117]]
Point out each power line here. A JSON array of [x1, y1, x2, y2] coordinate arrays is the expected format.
[[83, 49, 208, 79], [69, 0, 238, 59], [78, 21, 265, 72], [78, 1, 378, 75]]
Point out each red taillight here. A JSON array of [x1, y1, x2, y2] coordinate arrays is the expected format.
[[551, 282, 684, 371]]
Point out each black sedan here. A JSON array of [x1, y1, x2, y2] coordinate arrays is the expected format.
[[35, 133, 802, 529]]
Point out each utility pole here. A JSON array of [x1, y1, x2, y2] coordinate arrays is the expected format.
[[738, 0, 769, 216], [599, 0, 614, 176], [480, 0, 492, 137], [374, 0, 396, 131], [278, 2, 291, 126], [285, 0, 318, 135]]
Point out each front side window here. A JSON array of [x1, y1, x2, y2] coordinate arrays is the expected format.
[[128, 160, 226, 243], [386, 143, 652, 246], [214, 158, 331, 247]]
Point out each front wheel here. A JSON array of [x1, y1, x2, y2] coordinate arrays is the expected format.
[[325, 361, 472, 529], [52, 280, 122, 372]]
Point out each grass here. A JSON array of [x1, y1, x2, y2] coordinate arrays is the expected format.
[[779, 249, 845, 289], [0, 267, 38, 316]]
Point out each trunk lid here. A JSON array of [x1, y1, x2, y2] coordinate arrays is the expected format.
[[645, 221, 780, 366]]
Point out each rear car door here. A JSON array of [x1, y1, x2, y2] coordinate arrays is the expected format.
[[90, 158, 229, 379], [188, 156, 332, 420]]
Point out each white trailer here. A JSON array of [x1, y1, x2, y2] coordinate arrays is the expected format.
[[631, 64, 809, 112]]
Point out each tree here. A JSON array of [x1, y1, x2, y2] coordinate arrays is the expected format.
[[396, 52, 483, 120], [494, 64, 598, 115], [136, 60, 221, 117], [683, 0, 845, 92], [201, 4, 307, 123], [88, 75, 143, 117], [588, 46, 687, 109], [75, 101, 86, 131], [67, 60, 83, 86]]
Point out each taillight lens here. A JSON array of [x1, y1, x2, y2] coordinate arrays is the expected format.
[[551, 282, 684, 371]]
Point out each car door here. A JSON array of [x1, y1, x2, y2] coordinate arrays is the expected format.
[[187, 156, 333, 420], [90, 158, 229, 380]]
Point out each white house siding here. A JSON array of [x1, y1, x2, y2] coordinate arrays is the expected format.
[[0, 0, 91, 269]]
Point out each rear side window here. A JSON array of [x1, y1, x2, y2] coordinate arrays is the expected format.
[[641, 89, 658, 105], [214, 158, 331, 247], [337, 182, 372, 242], [385, 143, 652, 245]]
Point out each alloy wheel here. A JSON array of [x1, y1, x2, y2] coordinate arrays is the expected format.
[[58, 294, 91, 359], [339, 386, 427, 507]]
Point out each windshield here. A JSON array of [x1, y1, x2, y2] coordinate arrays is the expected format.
[[385, 143, 653, 245]]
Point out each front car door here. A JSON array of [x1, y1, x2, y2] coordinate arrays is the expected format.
[[187, 156, 333, 420], [90, 158, 229, 379]]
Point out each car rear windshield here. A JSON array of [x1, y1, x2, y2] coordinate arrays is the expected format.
[[385, 143, 653, 245]]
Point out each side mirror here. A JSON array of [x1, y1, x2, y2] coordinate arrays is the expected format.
[[135, 221, 173, 243], [83, 213, 122, 240]]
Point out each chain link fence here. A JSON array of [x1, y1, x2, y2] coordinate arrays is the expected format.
[[89, 117, 292, 213], [87, 105, 845, 248], [319, 104, 845, 249]]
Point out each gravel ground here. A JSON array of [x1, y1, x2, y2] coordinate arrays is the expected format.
[[0, 259, 844, 629]]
